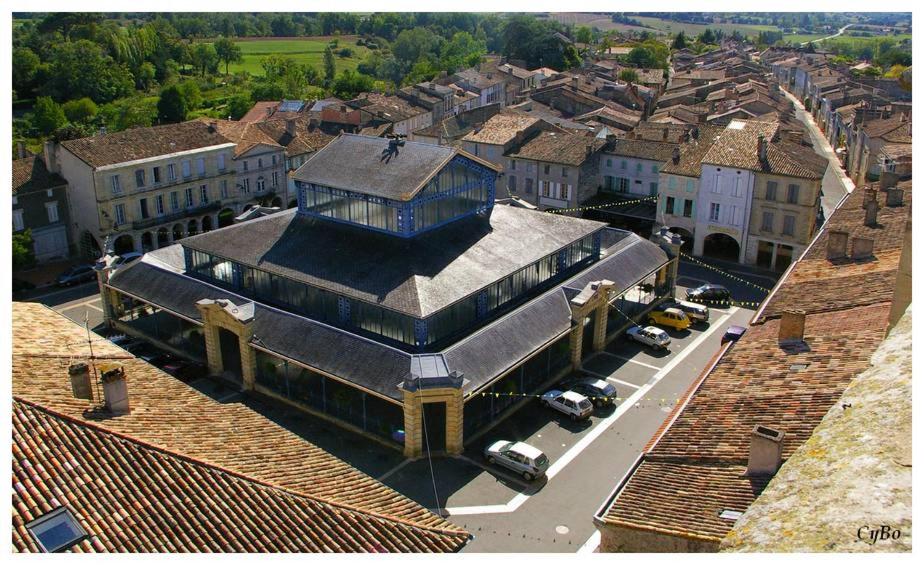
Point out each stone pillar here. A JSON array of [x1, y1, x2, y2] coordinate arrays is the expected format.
[[569, 322, 584, 370], [400, 366, 466, 458], [593, 302, 609, 352], [196, 298, 256, 390]]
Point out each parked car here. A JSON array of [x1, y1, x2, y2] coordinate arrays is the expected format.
[[722, 325, 747, 344], [162, 359, 208, 382], [647, 307, 692, 331], [657, 300, 710, 324], [686, 284, 731, 305], [112, 252, 143, 268], [626, 325, 671, 350], [541, 389, 594, 420], [56, 264, 97, 287], [563, 377, 618, 407], [483, 440, 550, 481]]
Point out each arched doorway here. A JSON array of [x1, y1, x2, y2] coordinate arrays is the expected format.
[[81, 231, 103, 260], [157, 227, 169, 248], [271, 196, 282, 208], [288, 199, 298, 209], [113, 234, 135, 255], [172, 224, 184, 242], [188, 219, 199, 237], [202, 215, 213, 232], [668, 227, 695, 253], [218, 208, 236, 228], [141, 232, 154, 253], [702, 233, 741, 262]]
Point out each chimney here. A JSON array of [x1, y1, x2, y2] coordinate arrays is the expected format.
[[879, 171, 900, 191], [286, 118, 297, 137], [886, 186, 904, 207], [864, 195, 880, 227], [826, 230, 849, 260], [851, 236, 874, 260], [16, 141, 26, 160], [42, 140, 58, 174], [757, 134, 768, 162], [100, 363, 130, 415], [571, 76, 578, 92], [208, 121, 218, 133], [778, 308, 806, 343], [68, 362, 94, 401], [662, 128, 669, 141], [672, 146, 681, 163], [747, 425, 785, 476], [309, 117, 320, 129]]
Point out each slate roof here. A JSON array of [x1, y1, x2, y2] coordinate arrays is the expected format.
[[60, 120, 232, 168], [292, 134, 492, 201], [12, 399, 465, 553], [509, 131, 603, 166], [178, 205, 605, 317], [10, 303, 469, 551], [599, 179, 912, 544], [12, 155, 67, 194]]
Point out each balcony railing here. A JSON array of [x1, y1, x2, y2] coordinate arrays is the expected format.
[[131, 201, 222, 230]]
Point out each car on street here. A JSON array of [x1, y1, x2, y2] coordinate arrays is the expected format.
[[647, 307, 692, 330], [626, 325, 671, 350], [483, 440, 550, 481], [686, 283, 731, 305], [56, 264, 97, 287], [722, 325, 747, 344], [656, 299, 710, 324], [112, 252, 143, 268], [541, 389, 594, 420], [563, 377, 618, 407]]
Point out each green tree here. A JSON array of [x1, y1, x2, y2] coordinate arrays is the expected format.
[[627, 47, 655, 68], [251, 81, 285, 101], [33, 96, 68, 134], [576, 26, 593, 45], [43, 40, 134, 103], [214, 36, 242, 75], [439, 32, 486, 72], [178, 80, 202, 110], [331, 69, 374, 99], [227, 93, 253, 119], [61, 97, 98, 123], [135, 61, 157, 90], [190, 42, 219, 77], [13, 230, 35, 269], [393, 27, 441, 66], [618, 69, 639, 84], [671, 31, 687, 50], [323, 46, 336, 82], [157, 84, 188, 123], [13, 47, 41, 98], [698, 29, 717, 45]]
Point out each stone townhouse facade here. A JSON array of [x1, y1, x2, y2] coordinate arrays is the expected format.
[[599, 139, 677, 199], [12, 154, 73, 262], [49, 120, 280, 258]]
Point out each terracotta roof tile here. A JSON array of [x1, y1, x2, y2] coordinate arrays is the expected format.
[[11, 303, 468, 552], [460, 111, 539, 145], [13, 155, 66, 194], [509, 131, 603, 166]]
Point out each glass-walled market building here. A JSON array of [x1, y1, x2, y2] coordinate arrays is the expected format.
[[101, 134, 678, 456]]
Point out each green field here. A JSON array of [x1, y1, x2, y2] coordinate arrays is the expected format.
[[214, 37, 371, 76], [785, 34, 829, 45], [632, 16, 779, 38]]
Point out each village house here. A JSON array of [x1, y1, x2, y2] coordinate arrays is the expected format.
[[12, 152, 72, 262]]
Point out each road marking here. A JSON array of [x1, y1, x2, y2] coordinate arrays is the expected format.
[[377, 458, 414, 482], [26, 282, 96, 303], [605, 377, 641, 390], [454, 455, 531, 489], [57, 298, 103, 313], [577, 530, 600, 554], [605, 354, 661, 372], [443, 307, 739, 517]]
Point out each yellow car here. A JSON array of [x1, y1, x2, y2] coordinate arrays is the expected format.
[[647, 307, 692, 331]]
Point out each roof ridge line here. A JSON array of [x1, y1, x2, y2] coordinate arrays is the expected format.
[[12, 396, 470, 539]]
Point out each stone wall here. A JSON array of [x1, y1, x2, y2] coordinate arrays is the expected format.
[[599, 523, 720, 553]]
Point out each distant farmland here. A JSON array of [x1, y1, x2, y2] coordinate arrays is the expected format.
[[209, 36, 371, 76]]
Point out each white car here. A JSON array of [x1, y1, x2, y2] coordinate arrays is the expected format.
[[541, 389, 594, 420], [626, 325, 671, 350], [112, 252, 143, 268], [483, 440, 550, 481]]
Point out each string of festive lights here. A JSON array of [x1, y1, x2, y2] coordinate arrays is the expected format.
[[473, 390, 681, 405], [545, 195, 659, 215], [680, 252, 773, 293]]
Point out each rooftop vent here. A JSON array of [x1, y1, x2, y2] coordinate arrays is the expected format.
[[864, 195, 880, 227], [747, 424, 785, 476]]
